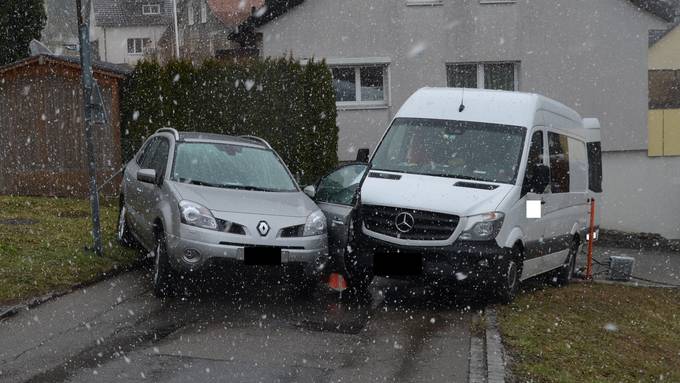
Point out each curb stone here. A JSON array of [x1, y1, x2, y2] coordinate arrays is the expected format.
[[485, 308, 506, 383], [469, 308, 507, 383]]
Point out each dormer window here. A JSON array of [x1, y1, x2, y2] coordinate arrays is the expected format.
[[142, 4, 161, 15]]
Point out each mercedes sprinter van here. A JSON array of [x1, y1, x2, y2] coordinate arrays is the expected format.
[[348, 88, 601, 302]]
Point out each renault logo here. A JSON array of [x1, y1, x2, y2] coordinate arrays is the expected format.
[[257, 221, 270, 236], [395, 212, 415, 233]]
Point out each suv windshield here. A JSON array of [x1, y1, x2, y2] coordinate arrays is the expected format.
[[372, 118, 526, 184], [172, 142, 297, 192]]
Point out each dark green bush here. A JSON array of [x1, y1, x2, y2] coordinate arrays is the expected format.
[[120, 57, 338, 184]]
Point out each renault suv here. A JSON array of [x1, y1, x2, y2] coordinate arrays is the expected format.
[[117, 128, 329, 297]]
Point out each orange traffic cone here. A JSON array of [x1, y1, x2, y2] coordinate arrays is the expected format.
[[328, 273, 348, 292]]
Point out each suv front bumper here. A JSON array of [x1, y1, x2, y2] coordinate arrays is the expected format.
[[165, 229, 329, 279]]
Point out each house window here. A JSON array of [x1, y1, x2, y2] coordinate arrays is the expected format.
[[142, 4, 161, 15], [200, 2, 207, 23], [188, 2, 195, 25], [446, 62, 519, 91], [127, 38, 152, 55], [331, 65, 388, 106]]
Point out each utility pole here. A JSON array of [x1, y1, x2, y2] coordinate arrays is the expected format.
[[172, 0, 180, 58], [76, 0, 103, 256]]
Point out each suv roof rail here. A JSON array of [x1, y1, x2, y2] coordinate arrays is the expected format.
[[157, 128, 179, 140], [239, 135, 272, 149]]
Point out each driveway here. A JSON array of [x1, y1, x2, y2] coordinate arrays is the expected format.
[[0, 269, 476, 383]]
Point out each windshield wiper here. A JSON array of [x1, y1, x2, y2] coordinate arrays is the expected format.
[[422, 173, 489, 182], [180, 179, 225, 188], [223, 185, 273, 192]]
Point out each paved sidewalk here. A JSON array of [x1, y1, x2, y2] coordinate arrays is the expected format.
[[578, 245, 680, 287]]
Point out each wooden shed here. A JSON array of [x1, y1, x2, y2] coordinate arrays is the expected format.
[[0, 54, 129, 197]]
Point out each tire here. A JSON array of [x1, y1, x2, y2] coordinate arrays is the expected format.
[[117, 198, 138, 248], [494, 247, 522, 304], [551, 238, 579, 287], [152, 230, 176, 298], [344, 266, 374, 301]]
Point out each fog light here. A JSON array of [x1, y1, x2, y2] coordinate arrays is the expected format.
[[478, 259, 489, 267], [182, 249, 201, 264]]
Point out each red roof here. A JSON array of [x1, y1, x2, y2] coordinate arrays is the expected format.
[[207, 0, 265, 26]]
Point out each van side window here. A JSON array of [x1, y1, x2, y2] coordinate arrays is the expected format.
[[548, 132, 570, 193], [522, 130, 544, 194], [587, 142, 603, 193], [567, 137, 588, 192]]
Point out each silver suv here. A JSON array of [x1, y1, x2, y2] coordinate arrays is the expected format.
[[117, 128, 329, 297]]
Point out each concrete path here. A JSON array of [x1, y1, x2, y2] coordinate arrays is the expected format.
[[0, 270, 475, 383]]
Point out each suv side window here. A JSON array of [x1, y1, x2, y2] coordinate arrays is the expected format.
[[548, 132, 570, 193], [152, 138, 170, 177], [522, 130, 544, 194], [316, 164, 368, 206], [147, 138, 170, 179], [138, 138, 159, 168]]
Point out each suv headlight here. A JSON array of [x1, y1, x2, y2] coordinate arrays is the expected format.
[[459, 212, 505, 241], [179, 200, 218, 230], [303, 210, 327, 237]]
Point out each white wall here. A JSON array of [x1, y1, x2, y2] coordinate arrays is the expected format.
[[93, 26, 167, 65], [260, 0, 667, 160], [601, 151, 680, 239]]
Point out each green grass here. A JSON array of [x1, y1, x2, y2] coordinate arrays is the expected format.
[[498, 283, 680, 383], [0, 196, 141, 305]]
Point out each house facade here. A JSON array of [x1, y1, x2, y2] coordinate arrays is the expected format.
[[89, 0, 173, 65], [158, 0, 264, 62], [254, 0, 680, 238], [41, 0, 80, 57]]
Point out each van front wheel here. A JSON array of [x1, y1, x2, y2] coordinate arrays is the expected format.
[[494, 248, 522, 304]]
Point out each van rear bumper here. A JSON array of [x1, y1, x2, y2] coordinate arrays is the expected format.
[[353, 234, 512, 281]]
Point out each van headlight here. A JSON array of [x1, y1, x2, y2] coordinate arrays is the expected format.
[[179, 200, 218, 230], [303, 210, 327, 237], [459, 212, 505, 241]]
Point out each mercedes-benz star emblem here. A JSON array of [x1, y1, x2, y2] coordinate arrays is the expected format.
[[395, 212, 415, 233], [257, 221, 270, 236]]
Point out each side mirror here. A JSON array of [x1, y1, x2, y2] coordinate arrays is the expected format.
[[356, 148, 370, 163], [137, 168, 157, 184], [303, 185, 316, 199]]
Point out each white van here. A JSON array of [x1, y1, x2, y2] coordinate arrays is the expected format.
[[344, 88, 602, 302]]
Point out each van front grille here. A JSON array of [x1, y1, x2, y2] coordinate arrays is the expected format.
[[361, 205, 459, 241]]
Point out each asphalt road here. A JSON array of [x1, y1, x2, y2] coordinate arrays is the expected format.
[[0, 268, 478, 383]]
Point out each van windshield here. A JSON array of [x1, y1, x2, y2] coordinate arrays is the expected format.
[[371, 118, 526, 184], [172, 142, 298, 192]]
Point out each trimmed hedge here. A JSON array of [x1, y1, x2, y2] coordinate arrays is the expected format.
[[120, 58, 338, 184]]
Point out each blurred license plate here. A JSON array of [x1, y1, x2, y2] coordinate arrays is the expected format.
[[244, 247, 282, 265], [373, 252, 422, 276]]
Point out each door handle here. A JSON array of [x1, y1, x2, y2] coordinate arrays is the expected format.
[[541, 200, 546, 205], [332, 219, 345, 226]]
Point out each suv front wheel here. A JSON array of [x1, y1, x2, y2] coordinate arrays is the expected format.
[[153, 230, 176, 298]]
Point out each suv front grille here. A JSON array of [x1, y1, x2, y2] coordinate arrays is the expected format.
[[361, 205, 459, 241]]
